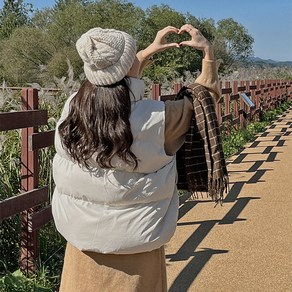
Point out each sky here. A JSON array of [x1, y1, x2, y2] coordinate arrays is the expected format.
[[1, 0, 292, 61]]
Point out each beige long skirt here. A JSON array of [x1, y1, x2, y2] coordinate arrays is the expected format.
[[59, 242, 167, 292]]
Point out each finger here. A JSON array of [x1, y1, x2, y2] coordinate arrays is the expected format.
[[178, 24, 189, 31], [162, 25, 178, 30], [164, 42, 180, 48], [164, 25, 179, 31], [178, 28, 193, 34], [179, 41, 193, 47], [162, 26, 179, 35], [178, 24, 195, 34]]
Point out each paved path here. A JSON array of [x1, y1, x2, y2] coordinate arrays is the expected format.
[[166, 108, 292, 292]]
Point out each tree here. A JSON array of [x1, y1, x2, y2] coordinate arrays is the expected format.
[[214, 18, 254, 71], [185, 14, 216, 43], [0, 0, 145, 85], [88, 0, 144, 39], [47, 0, 93, 48], [54, 0, 90, 11], [0, 1, 256, 86], [31, 8, 54, 31], [47, 0, 144, 48], [0, 26, 55, 85], [138, 5, 188, 81], [139, 6, 218, 82], [0, 0, 32, 39], [44, 0, 144, 82]]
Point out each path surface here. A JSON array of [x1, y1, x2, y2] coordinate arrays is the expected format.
[[165, 108, 292, 292]]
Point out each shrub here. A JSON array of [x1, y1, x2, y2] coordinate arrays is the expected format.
[[222, 101, 292, 158]]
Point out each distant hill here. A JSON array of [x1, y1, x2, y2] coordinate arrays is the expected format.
[[250, 57, 292, 67]]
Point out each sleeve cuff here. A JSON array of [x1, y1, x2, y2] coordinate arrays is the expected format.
[[194, 59, 221, 102]]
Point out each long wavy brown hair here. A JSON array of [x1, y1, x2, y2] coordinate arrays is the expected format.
[[58, 78, 138, 169]]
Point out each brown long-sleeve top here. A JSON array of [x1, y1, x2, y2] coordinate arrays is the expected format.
[[139, 57, 220, 156], [164, 59, 220, 155]]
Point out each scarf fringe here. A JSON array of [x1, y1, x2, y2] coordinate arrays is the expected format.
[[187, 175, 229, 206]]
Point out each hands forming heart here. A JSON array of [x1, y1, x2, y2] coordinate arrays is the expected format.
[[151, 24, 211, 52], [141, 24, 214, 61]]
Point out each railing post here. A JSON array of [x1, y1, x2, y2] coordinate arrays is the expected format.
[[250, 80, 256, 121], [239, 81, 245, 128], [276, 80, 281, 106], [246, 80, 252, 122], [151, 84, 161, 100], [216, 81, 223, 126], [255, 80, 260, 110], [173, 83, 182, 94], [280, 80, 284, 104], [223, 81, 231, 133], [224, 81, 231, 117], [20, 88, 39, 274], [264, 79, 270, 110], [288, 81, 292, 101], [256, 80, 262, 121], [268, 79, 273, 109], [233, 81, 239, 129]]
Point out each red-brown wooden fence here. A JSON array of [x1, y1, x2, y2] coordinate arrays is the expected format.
[[0, 79, 291, 273], [0, 88, 54, 274], [152, 79, 292, 129]]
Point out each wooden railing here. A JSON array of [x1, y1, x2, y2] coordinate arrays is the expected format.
[[152, 79, 292, 129], [0, 79, 291, 273], [0, 88, 54, 273]]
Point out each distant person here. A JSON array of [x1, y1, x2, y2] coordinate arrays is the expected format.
[[52, 24, 222, 292]]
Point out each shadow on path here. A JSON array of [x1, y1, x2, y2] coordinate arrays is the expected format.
[[167, 109, 292, 291], [168, 248, 228, 292]]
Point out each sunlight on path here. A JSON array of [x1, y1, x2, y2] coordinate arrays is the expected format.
[[166, 108, 292, 292]]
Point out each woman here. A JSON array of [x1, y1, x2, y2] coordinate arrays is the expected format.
[[52, 24, 220, 291]]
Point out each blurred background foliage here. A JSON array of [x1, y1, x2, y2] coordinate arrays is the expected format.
[[0, 0, 258, 86]]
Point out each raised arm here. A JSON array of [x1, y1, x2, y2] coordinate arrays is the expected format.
[[164, 25, 221, 155], [179, 24, 220, 101], [136, 26, 180, 77]]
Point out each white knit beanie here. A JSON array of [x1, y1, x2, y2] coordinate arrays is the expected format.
[[76, 27, 137, 86]]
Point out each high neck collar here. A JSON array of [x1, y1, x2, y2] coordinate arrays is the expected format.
[[127, 77, 145, 102]]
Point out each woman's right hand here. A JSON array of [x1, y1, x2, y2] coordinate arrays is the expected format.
[[139, 26, 180, 60], [178, 24, 214, 60]]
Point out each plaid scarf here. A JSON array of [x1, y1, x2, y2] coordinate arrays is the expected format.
[[176, 83, 228, 204]]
